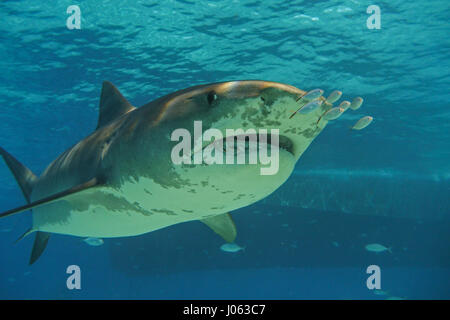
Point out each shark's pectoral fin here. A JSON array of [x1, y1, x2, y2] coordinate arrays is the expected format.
[[0, 177, 105, 219], [96, 81, 136, 129], [29, 231, 50, 265], [15, 227, 35, 244], [200, 213, 237, 243]]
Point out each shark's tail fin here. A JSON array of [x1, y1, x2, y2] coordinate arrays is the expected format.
[[0, 147, 49, 264]]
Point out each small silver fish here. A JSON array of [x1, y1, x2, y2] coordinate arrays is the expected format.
[[338, 100, 351, 110], [220, 243, 245, 253], [325, 90, 342, 104], [83, 237, 104, 246], [373, 289, 389, 296], [350, 97, 364, 110], [301, 88, 324, 101], [365, 243, 392, 253], [351, 116, 373, 130], [323, 107, 345, 120], [297, 100, 322, 114]]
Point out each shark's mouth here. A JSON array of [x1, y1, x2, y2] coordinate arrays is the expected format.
[[275, 135, 294, 155], [201, 133, 294, 156]]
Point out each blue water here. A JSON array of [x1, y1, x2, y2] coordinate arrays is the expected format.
[[0, 0, 449, 299]]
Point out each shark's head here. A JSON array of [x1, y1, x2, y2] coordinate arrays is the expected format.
[[116, 80, 332, 216], [151, 80, 330, 156]]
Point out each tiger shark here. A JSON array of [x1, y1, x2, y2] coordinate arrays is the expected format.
[[0, 80, 362, 264]]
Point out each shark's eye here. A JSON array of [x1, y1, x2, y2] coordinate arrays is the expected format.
[[260, 96, 266, 103], [207, 91, 217, 106]]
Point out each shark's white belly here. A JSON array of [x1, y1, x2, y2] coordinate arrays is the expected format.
[[33, 150, 295, 238]]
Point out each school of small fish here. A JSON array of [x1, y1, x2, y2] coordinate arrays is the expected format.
[[293, 88, 373, 132]]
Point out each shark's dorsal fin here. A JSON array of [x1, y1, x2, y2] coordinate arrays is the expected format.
[[200, 213, 237, 243], [97, 81, 136, 129], [0, 177, 104, 219]]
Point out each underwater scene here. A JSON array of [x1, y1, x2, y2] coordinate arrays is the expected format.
[[0, 0, 449, 300]]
